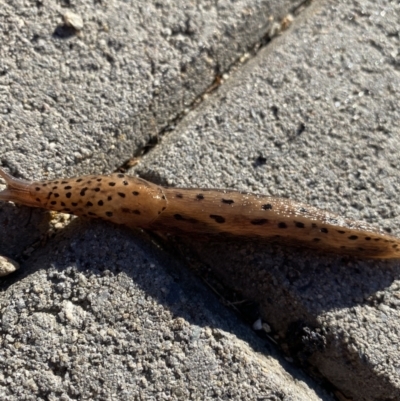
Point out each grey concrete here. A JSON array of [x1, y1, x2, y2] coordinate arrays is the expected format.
[[1, 0, 399, 399], [0, 0, 302, 178], [0, 220, 331, 401], [136, 0, 400, 400]]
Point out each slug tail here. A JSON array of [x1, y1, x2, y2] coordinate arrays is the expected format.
[[0, 168, 38, 208]]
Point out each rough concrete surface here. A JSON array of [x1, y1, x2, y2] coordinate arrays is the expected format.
[[0, 221, 329, 400], [0, 0, 302, 177], [1, 0, 399, 400], [137, 1, 400, 400]]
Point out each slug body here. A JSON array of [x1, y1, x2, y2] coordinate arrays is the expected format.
[[1, 168, 400, 259]]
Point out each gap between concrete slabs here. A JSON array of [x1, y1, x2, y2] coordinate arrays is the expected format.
[[135, 0, 400, 400], [0, 0, 305, 178]]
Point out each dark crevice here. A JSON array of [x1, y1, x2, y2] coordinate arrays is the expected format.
[[115, 0, 312, 172]]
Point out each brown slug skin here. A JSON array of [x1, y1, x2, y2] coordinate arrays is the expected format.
[[1, 168, 400, 259]]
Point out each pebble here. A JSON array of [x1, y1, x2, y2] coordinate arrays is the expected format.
[[0, 256, 19, 277], [63, 11, 84, 31]]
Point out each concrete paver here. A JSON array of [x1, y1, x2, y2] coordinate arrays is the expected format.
[[0, 221, 331, 400]]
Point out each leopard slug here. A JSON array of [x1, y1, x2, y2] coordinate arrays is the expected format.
[[1, 168, 400, 259]]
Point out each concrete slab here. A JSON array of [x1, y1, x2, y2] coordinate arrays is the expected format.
[[0, 221, 332, 400], [136, 0, 400, 400], [0, 0, 302, 178]]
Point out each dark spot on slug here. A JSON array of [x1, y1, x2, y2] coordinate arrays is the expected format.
[[313, 238, 321, 242], [251, 219, 269, 225], [278, 222, 287, 229], [46, 192, 53, 199], [35, 187, 40, 191], [76, 178, 83, 182], [86, 201, 93, 207], [72, 202, 78, 207], [196, 194, 204, 200], [132, 191, 139, 196], [162, 207, 166, 211], [174, 214, 184, 221], [222, 199, 234, 205], [36, 198, 41, 202], [348, 235, 358, 240], [393, 244, 398, 249], [312, 223, 318, 228], [53, 181, 59, 184], [86, 181, 92, 185], [42, 183, 47, 187], [295, 221, 305, 228], [374, 238, 380, 242], [176, 193, 183, 199], [365, 237, 371, 241], [118, 192, 126, 198], [66, 192, 72, 198], [105, 211, 113, 217], [107, 196, 112, 201], [52, 186, 58, 190], [320, 228, 328, 234], [109, 182, 116, 187], [61, 202, 66, 207], [337, 230, 346, 234], [50, 201, 56, 205], [80, 188, 88, 196], [94, 188, 100, 192], [98, 200, 104, 206], [54, 193, 60, 198], [121, 208, 140, 215], [123, 181, 128, 186], [64, 186, 72, 190], [97, 178, 102, 182], [117, 174, 125, 178], [262, 204, 273, 210], [61, 181, 68, 184], [162, 195, 166, 200], [210, 215, 225, 224]]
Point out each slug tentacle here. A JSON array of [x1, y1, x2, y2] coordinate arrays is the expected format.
[[1, 167, 400, 259], [0, 169, 38, 207]]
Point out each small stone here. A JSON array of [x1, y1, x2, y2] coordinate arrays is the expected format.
[[252, 318, 263, 330], [63, 11, 84, 31], [0, 256, 19, 277]]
